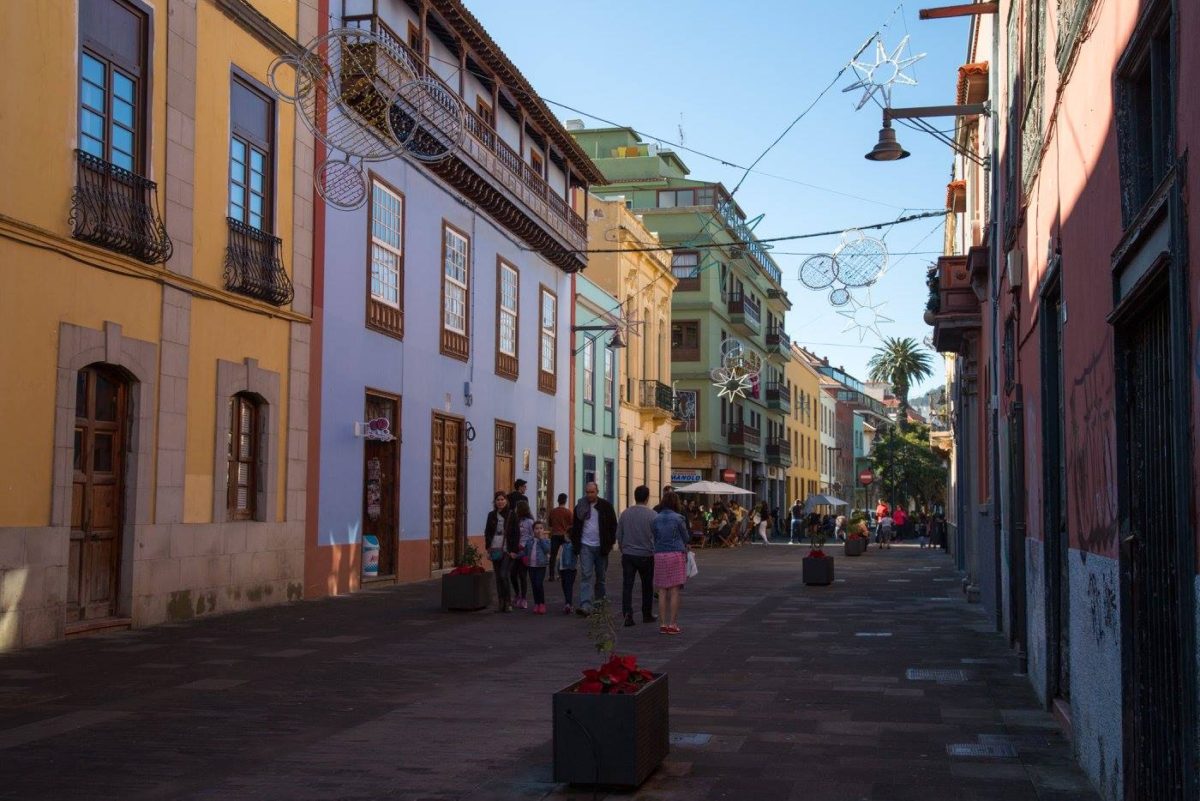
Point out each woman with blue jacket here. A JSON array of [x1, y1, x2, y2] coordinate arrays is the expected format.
[[652, 491, 690, 635]]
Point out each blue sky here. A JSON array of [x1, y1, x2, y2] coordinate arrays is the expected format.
[[467, 0, 972, 394]]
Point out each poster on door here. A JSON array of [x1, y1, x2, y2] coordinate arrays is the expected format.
[[366, 457, 382, 521]]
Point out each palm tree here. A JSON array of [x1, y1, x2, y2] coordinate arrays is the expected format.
[[868, 337, 934, 430]]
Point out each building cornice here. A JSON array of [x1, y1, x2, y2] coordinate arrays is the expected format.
[[211, 0, 303, 56]]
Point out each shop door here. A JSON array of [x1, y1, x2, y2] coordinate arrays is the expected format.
[[430, 414, 464, 572], [536, 429, 554, 519], [69, 366, 127, 622], [363, 394, 398, 577], [1121, 289, 1194, 800]]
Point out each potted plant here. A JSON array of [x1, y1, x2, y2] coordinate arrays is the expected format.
[[553, 599, 669, 787], [440, 544, 492, 611], [803, 525, 834, 585], [844, 521, 868, 557]]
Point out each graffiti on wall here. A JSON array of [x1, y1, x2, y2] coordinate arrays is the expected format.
[[1086, 569, 1118, 647], [1067, 334, 1119, 554]]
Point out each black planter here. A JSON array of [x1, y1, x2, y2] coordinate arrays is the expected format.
[[441, 572, 492, 611], [553, 673, 669, 787], [803, 555, 834, 585], [844, 538, 866, 557]]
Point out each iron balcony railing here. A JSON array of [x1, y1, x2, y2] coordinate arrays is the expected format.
[[765, 382, 791, 408], [766, 437, 792, 465], [223, 218, 294, 306], [343, 14, 586, 246], [723, 422, 761, 449], [727, 290, 761, 329], [70, 149, 173, 264], [640, 380, 674, 413], [765, 325, 790, 351]]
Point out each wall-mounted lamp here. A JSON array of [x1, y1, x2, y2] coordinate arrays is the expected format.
[[865, 103, 990, 167], [572, 324, 626, 349]]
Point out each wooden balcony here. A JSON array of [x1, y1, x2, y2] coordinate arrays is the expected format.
[[925, 254, 981, 353], [766, 437, 792, 468], [727, 290, 761, 335], [765, 325, 790, 360], [765, 382, 791, 412], [724, 422, 761, 458], [343, 15, 588, 272]]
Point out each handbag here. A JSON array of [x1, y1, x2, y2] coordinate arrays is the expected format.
[[686, 551, 699, 578]]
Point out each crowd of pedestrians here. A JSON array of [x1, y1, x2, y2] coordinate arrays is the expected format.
[[484, 480, 691, 635]]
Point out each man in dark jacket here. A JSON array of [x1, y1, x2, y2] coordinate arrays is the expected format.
[[507, 479, 529, 513], [570, 481, 618, 616]]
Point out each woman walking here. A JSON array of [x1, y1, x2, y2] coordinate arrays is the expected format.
[[653, 492, 690, 635], [523, 520, 552, 614], [484, 491, 511, 612], [506, 500, 533, 608], [755, 502, 771, 545]]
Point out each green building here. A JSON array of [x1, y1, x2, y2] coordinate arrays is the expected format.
[[574, 274, 621, 504], [570, 125, 794, 511]]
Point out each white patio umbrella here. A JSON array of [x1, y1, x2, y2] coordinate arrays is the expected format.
[[673, 480, 755, 495], [803, 493, 848, 509]]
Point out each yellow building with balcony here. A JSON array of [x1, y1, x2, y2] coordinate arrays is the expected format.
[[786, 343, 823, 507], [0, 0, 315, 649], [583, 197, 676, 511]]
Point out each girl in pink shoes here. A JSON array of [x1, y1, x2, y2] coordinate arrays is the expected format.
[[652, 491, 690, 635], [523, 519, 552, 614]]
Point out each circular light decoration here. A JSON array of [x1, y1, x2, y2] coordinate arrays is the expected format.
[[719, 337, 745, 364], [315, 157, 368, 210], [842, 35, 926, 111], [709, 337, 762, 402], [390, 77, 464, 163], [800, 254, 839, 290], [268, 28, 418, 162], [832, 229, 889, 287], [829, 287, 852, 306]]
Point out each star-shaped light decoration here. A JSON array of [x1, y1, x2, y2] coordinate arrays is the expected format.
[[714, 369, 754, 402], [837, 290, 895, 343], [842, 35, 926, 111]]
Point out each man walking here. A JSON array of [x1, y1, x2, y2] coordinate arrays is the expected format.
[[547, 492, 572, 582], [789, 499, 804, 544], [616, 485, 658, 627], [571, 481, 617, 616]]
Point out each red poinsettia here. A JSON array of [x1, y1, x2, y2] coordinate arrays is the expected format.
[[574, 654, 656, 695], [807, 549, 828, 559], [447, 565, 485, 576]]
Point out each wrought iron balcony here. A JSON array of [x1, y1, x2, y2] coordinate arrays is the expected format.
[[766, 437, 792, 467], [223, 218, 294, 306], [765, 325, 790, 359], [765, 382, 791, 412], [639, 380, 675, 417], [723, 422, 761, 456], [727, 290, 761, 334], [343, 14, 588, 271], [70, 150, 173, 264]]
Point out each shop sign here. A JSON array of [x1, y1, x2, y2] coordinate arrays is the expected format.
[[671, 472, 702, 485]]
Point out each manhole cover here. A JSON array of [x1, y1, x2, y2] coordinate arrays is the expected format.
[[670, 732, 713, 746], [946, 743, 1018, 758], [906, 668, 968, 683]]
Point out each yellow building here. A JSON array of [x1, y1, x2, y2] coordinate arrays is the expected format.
[[786, 343, 823, 507], [0, 0, 314, 649], [584, 197, 676, 511]]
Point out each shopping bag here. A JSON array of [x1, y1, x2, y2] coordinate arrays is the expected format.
[[686, 551, 699, 578]]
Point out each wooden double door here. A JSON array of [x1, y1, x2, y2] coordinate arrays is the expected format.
[[69, 365, 127, 622], [430, 414, 465, 572]]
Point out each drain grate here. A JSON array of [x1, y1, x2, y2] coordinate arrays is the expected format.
[[906, 668, 969, 683], [946, 743, 1018, 758], [855, 632, 893, 637], [977, 733, 1050, 748], [670, 732, 713, 746]]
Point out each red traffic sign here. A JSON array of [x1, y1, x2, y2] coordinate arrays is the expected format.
[[858, 468, 875, 486]]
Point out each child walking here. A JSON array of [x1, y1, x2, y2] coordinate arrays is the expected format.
[[557, 539, 578, 614], [523, 520, 552, 614]]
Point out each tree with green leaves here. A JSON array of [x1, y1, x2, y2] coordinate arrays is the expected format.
[[870, 423, 948, 512], [868, 337, 934, 430]]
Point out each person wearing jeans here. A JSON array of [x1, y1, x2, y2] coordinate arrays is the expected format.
[[484, 491, 511, 612], [570, 481, 617, 616], [617, 485, 658, 627], [547, 493, 572, 582]]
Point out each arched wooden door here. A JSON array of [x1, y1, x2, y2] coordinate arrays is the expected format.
[[70, 365, 127, 622]]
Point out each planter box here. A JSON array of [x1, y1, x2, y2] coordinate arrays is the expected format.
[[803, 556, 834, 586], [441, 572, 492, 611], [844, 538, 866, 557], [553, 673, 669, 787]]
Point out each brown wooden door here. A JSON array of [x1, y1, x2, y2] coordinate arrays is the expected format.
[[494, 421, 514, 494], [536, 428, 554, 519], [430, 414, 463, 571], [364, 394, 398, 576], [69, 366, 126, 622]]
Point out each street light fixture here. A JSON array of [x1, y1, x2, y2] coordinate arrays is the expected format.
[[571, 324, 626, 349], [865, 103, 990, 166]]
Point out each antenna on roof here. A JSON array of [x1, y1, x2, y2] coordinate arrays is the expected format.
[[678, 112, 686, 147]]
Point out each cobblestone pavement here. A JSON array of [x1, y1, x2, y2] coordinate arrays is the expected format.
[[0, 544, 1099, 801]]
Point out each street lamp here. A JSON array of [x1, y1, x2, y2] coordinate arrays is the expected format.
[[865, 103, 990, 166], [571, 324, 626, 349]]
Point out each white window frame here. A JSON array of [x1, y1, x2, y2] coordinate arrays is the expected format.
[[370, 181, 403, 308], [582, 337, 595, 403], [443, 225, 469, 336], [540, 288, 557, 375], [498, 261, 518, 357]]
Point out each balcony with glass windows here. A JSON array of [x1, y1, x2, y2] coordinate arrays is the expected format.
[[726, 290, 761, 335], [723, 422, 761, 458], [341, 15, 590, 272], [223, 218, 294, 306], [765, 325, 790, 360], [70, 150, 173, 265], [765, 382, 791, 413], [766, 437, 792, 468]]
